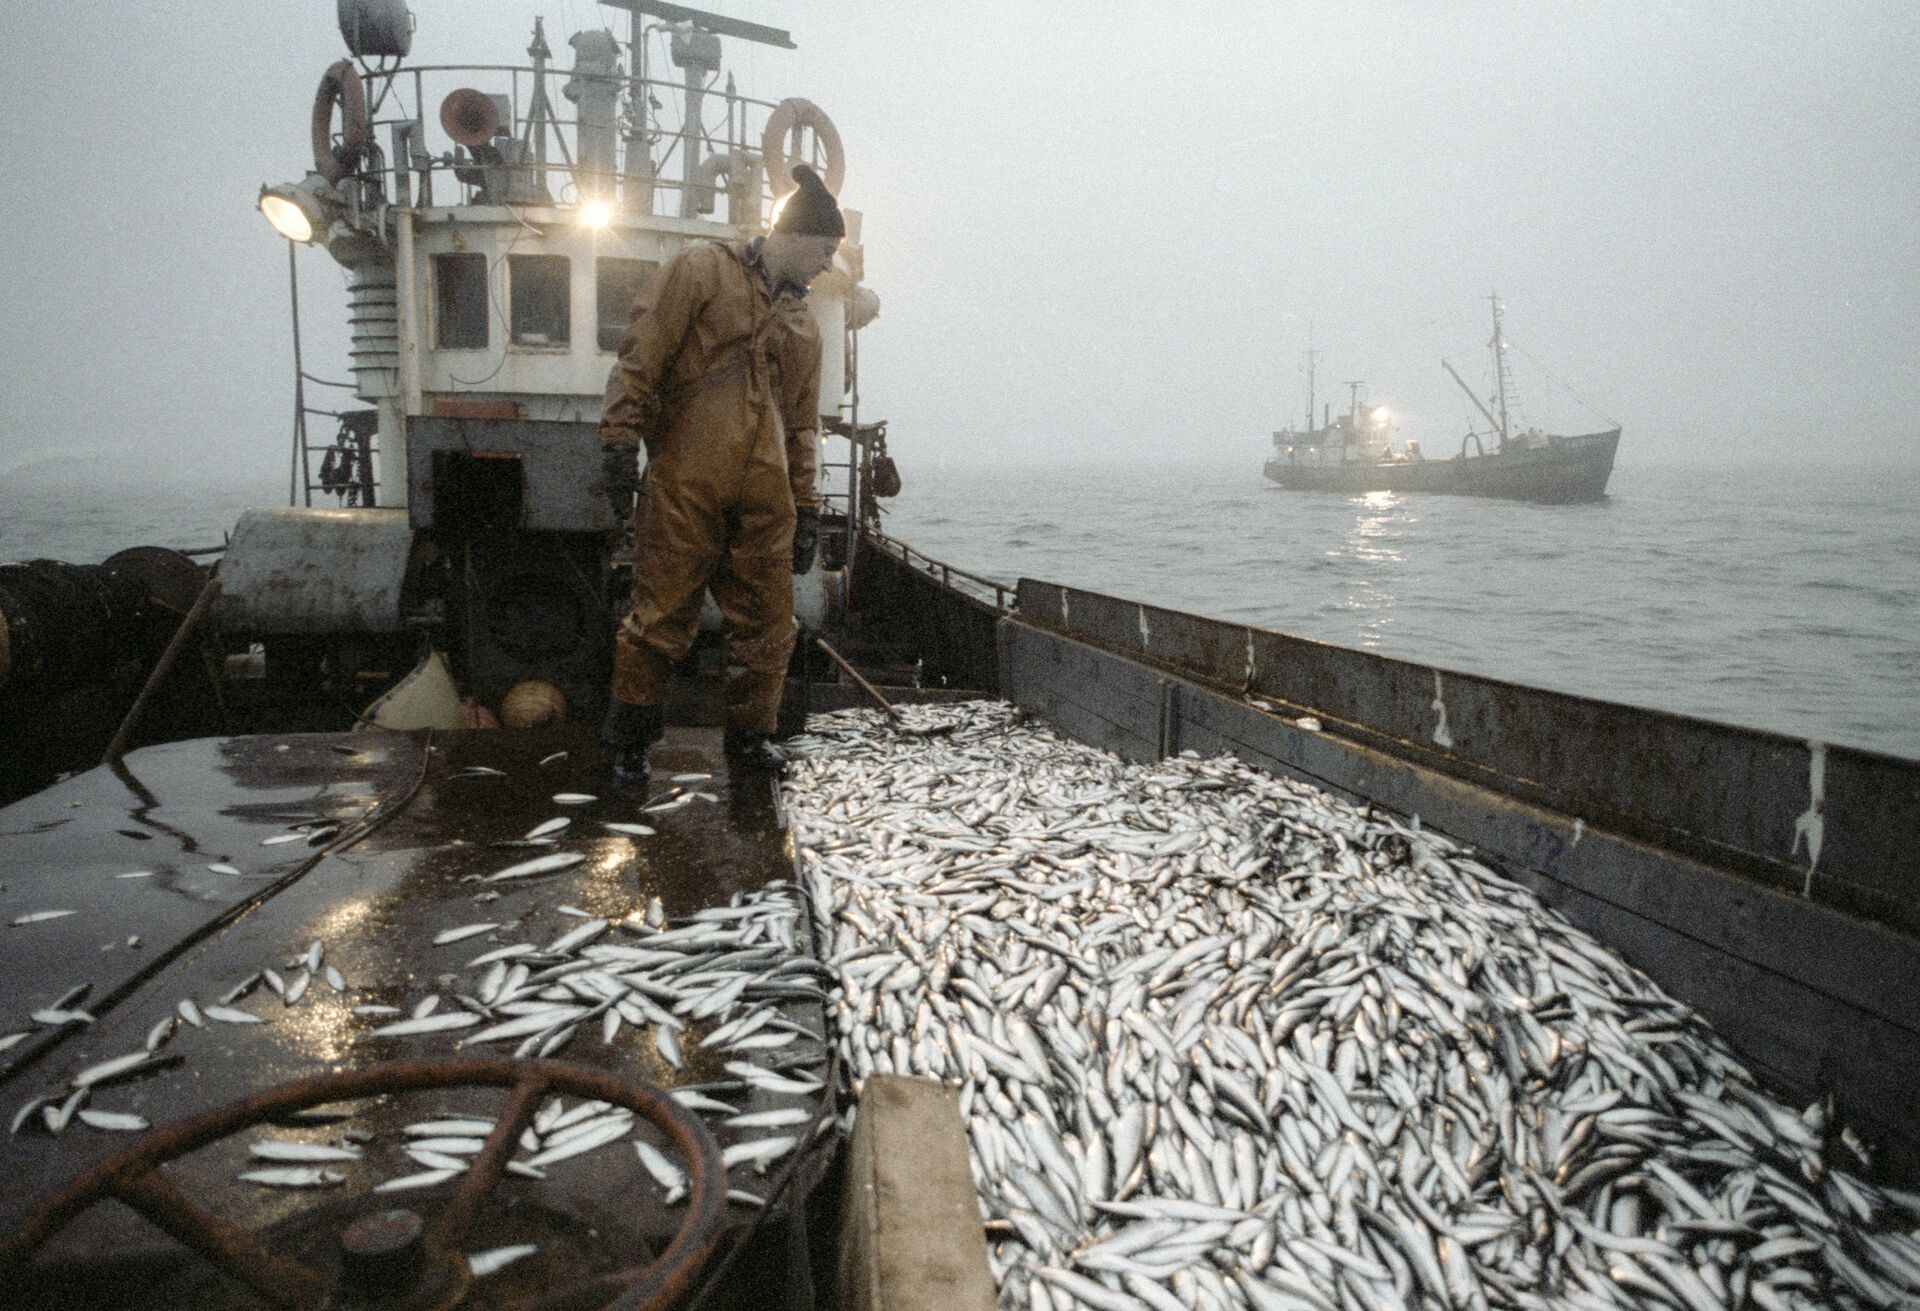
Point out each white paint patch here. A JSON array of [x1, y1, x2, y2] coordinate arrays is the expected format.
[[1138, 605, 1151, 649], [1244, 630, 1256, 688], [1060, 592, 1070, 628], [1792, 740, 1827, 896], [1430, 671, 1454, 750], [1570, 819, 1585, 848]]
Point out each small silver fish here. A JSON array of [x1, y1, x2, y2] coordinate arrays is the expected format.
[[405, 1119, 495, 1137], [77, 1109, 150, 1132], [604, 823, 657, 837], [727, 1108, 811, 1129], [405, 1136, 487, 1154], [203, 1006, 264, 1025], [655, 1026, 683, 1069], [144, 1016, 177, 1052], [527, 818, 571, 839], [374, 1168, 458, 1193], [634, 1140, 686, 1192], [524, 1118, 630, 1167], [207, 864, 241, 876], [250, 1141, 363, 1162], [115, 870, 157, 879], [433, 923, 500, 946], [467, 1244, 538, 1277], [237, 1167, 344, 1188], [551, 793, 598, 806], [10, 911, 77, 926], [368, 1012, 480, 1038], [73, 1051, 155, 1088], [721, 1136, 797, 1171], [487, 853, 586, 882]]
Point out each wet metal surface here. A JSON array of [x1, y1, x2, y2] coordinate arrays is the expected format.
[[0, 733, 422, 1081], [0, 724, 826, 1309]]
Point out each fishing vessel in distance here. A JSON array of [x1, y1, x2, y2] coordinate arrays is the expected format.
[[1263, 293, 1621, 503]]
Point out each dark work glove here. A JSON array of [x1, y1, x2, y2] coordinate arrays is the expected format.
[[602, 446, 640, 518], [792, 508, 820, 574]]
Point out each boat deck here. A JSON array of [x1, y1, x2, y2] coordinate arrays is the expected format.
[[0, 726, 830, 1308]]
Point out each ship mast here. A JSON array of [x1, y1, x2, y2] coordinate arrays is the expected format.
[[1488, 290, 1511, 447], [1302, 345, 1318, 434]]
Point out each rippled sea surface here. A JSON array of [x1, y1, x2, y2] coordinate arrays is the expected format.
[[879, 453, 1919, 759], [4, 454, 1915, 757]]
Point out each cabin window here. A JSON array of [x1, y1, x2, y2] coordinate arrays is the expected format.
[[596, 258, 659, 351], [433, 253, 488, 350], [508, 254, 570, 347]]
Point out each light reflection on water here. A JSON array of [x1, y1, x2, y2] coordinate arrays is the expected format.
[[1336, 491, 1407, 646]]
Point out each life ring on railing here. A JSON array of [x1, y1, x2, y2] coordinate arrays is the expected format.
[[312, 59, 370, 183], [762, 98, 845, 199]]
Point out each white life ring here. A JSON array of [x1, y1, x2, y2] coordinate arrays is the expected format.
[[761, 98, 845, 199]]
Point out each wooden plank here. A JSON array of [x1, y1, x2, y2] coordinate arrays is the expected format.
[[836, 1076, 996, 1311]]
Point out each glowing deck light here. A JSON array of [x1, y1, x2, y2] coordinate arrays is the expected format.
[[257, 176, 341, 245], [259, 191, 314, 243], [580, 198, 613, 229]]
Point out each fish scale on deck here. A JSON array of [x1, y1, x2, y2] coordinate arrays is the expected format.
[[779, 701, 1920, 1311]]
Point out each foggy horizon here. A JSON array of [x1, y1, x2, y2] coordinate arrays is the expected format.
[[3, 2, 1918, 482]]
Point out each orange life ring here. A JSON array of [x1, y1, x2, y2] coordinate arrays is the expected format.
[[312, 59, 369, 183], [761, 98, 845, 200]]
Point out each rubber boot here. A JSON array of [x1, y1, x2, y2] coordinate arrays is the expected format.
[[723, 727, 789, 777], [602, 700, 664, 793]]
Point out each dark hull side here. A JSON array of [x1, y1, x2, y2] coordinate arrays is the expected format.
[[1265, 428, 1620, 503]]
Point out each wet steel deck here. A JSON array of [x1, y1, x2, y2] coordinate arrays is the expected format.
[[0, 725, 828, 1309]]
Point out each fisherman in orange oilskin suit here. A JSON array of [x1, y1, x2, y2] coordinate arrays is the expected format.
[[598, 165, 843, 790]]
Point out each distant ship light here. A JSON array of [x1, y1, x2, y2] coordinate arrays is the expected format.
[[1374, 408, 1392, 427], [579, 198, 614, 230]]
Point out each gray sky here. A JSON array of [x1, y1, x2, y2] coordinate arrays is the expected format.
[[2, 1, 1916, 480]]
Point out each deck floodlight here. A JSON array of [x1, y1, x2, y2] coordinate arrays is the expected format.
[[257, 175, 342, 245], [579, 198, 613, 230]]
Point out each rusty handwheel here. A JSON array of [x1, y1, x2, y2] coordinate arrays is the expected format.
[[0, 1058, 727, 1311]]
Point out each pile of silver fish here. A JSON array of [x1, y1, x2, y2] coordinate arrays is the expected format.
[[11, 869, 826, 1216], [781, 701, 1920, 1311]]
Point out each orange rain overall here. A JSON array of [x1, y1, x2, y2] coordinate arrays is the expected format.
[[601, 239, 822, 734]]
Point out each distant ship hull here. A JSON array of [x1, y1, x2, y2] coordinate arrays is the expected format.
[[1264, 428, 1621, 504]]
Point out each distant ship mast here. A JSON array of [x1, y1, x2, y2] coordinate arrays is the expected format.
[[1441, 289, 1515, 451], [1302, 345, 1318, 435], [1488, 290, 1514, 447]]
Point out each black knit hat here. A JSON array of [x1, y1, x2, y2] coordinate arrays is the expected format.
[[773, 164, 845, 239]]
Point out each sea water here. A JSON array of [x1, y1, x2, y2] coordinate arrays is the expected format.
[[3, 452, 1914, 758]]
